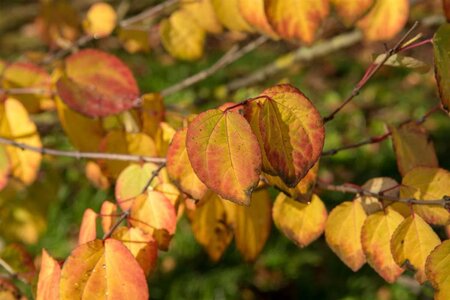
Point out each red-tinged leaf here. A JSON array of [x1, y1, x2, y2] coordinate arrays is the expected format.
[[167, 128, 208, 200], [325, 201, 367, 271], [189, 191, 233, 261], [59, 239, 149, 300], [222, 189, 272, 262], [331, 0, 374, 25], [115, 163, 162, 210], [401, 167, 450, 226], [113, 227, 158, 276], [433, 23, 450, 113], [391, 215, 441, 283], [100, 201, 117, 234], [245, 84, 324, 187], [238, 0, 278, 38], [361, 208, 404, 283], [37, 250, 61, 300], [273, 193, 327, 247], [1, 62, 52, 113], [56, 49, 140, 117], [357, 0, 409, 41], [426, 239, 450, 300], [186, 109, 262, 205], [78, 208, 98, 245], [129, 191, 177, 250], [390, 123, 438, 176], [264, 0, 329, 44]]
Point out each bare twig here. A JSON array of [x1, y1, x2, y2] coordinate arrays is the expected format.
[[120, 0, 179, 28], [0, 258, 27, 284], [141, 162, 166, 192], [0, 136, 166, 164], [0, 87, 53, 96], [161, 36, 269, 97], [102, 210, 130, 240]]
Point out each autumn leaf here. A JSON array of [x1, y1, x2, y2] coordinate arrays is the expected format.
[[264, 0, 329, 44], [37, 250, 61, 300], [355, 177, 399, 214], [186, 109, 261, 205], [433, 23, 450, 113], [401, 167, 450, 226], [361, 208, 404, 283], [181, 0, 223, 34], [273, 193, 327, 247], [56, 49, 140, 117], [426, 239, 450, 300], [331, 0, 374, 26], [222, 189, 271, 262], [391, 214, 440, 283], [83, 2, 117, 38], [238, 0, 278, 38], [59, 239, 149, 299], [390, 123, 438, 176], [160, 10, 206, 61], [139, 93, 165, 138], [325, 201, 367, 271], [0, 147, 10, 191], [78, 208, 98, 245], [357, 0, 409, 41], [211, 0, 254, 32], [85, 161, 110, 190], [167, 127, 208, 200], [100, 201, 117, 234], [118, 27, 151, 53], [155, 122, 176, 156]]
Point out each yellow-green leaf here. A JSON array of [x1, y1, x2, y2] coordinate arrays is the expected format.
[[186, 109, 262, 205], [391, 214, 440, 283], [433, 23, 450, 113], [325, 201, 367, 271], [426, 239, 450, 300]]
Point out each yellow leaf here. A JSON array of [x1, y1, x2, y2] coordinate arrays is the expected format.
[[273, 193, 327, 247], [390, 123, 438, 176], [238, 0, 278, 38], [155, 122, 176, 156], [426, 239, 450, 300], [139, 93, 165, 138], [118, 27, 151, 53], [181, 0, 223, 34], [401, 167, 450, 226], [222, 189, 271, 262], [83, 2, 117, 38], [361, 208, 404, 283], [190, 191, 233, 261], [391, 214, 440, 283], [325, 201, 367, 271], [211, 0, 254, 32], [355, 177, 399, 214], [264, 0, 329, 44], [331, 0, 374, 25], [0, 98, 42, 184], [357, 0, 409, 41], [0, 146, 10, 191], [160, 10, 206, 61]]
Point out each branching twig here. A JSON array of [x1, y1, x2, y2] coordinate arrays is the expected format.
[[0, 136, 166, 164], [0, 258, 27, 284], [161, 36, 269, 97]]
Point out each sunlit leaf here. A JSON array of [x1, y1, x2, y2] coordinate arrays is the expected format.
[[222, 189, 271, 262], [83, 2, 117, 38], [167, 127, 208, 200], [160, 10, 206, 61], [190, 191, 233, 261], [60, 239, 149, 299], [155, 122, 176, 156], [181, 0, 223, 34], [211, 0, 254, 32], [85, 161, 110, 190], [139, 93, 165, 138], [433, 23, 450, 113], [355, 177, 399, 214], [273, 193, 327, 247], [56, 49, 140, 117], [264, 0, 329, 44], [357, 0, 409, 41], [238, 0, 278, 38], [186, 109, 261, 205], [113, 227, 158, 276], [390, 123, 438, 176], [426, 239, 450, 300], [100, 201, 117, 234], [401, 167, 450, 226], [0, 98, 42, 184], [78, 208, 98, 245], [37, 249, 61, 300], [391, 214, 440, 283], [331, 0, 373, 25], [361, 207, 404, 283], [325, 201, 367, 271]]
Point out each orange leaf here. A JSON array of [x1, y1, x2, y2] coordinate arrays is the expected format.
[[100, 201, 117, 234], [391, 214, 440, 283], [78, 208, 98, 245], [238, 0, 278, 38], [222, 189, 272, 262], [426, 239, 450, 300], [167, 127, 208, 200], [186, 109, 262, 205], [273, 193, 327, 247], [325, 201, 367, 271], [390, 123, 438, 176], [59, 239, 149, 299], [37, 249, 61, 300], [361, 208, 404, 283], [331, 0, 374, 25], [264, 0, 329, 44], [56, 49, 140, 117], [85, 161, 110, 190], [357, 0, 409, 41], [83, 2, 117, 38]]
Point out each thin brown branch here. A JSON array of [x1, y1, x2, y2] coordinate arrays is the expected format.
[[120, 0, 179, 27], [102, 210, 129, 240], [161, 35, 269, 97], [141, 162, 166, 193], [0, 136, 166, 164], [0, 87, 54, 96], [0, 258, 27, 284]]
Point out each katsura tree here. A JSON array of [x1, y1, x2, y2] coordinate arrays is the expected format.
[[0, 0, 450, 299]]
